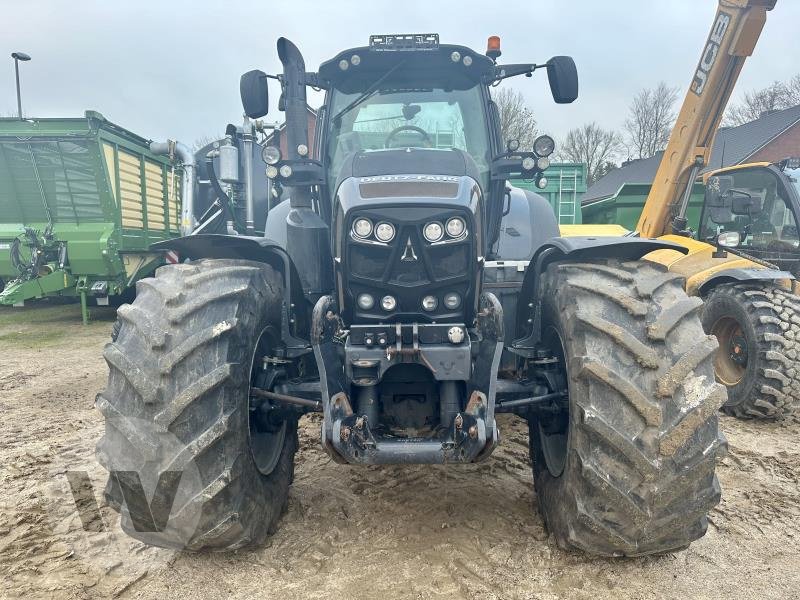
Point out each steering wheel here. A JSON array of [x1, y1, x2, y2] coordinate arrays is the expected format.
[[384, 125, 431, 148]]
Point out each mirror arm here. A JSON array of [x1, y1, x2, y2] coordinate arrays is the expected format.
[[485, 63, 544, 83]]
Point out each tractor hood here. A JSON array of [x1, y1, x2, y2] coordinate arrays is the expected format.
[[336, 148, 481, 212]]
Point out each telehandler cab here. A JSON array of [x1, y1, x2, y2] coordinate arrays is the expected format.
[[97, 34, 727, 557]]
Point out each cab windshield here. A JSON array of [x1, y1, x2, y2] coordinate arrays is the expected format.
[[325, 86, 491, 191], [700, 167, 800, 273]]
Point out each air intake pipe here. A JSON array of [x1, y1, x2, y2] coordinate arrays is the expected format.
[[150, 140, 196, 236], [277, 37, 333, 299]]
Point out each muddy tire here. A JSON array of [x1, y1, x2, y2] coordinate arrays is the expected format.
[[702, 283, 800, 419], [529, 259, 727, 557], [96, 259, 298, 550]]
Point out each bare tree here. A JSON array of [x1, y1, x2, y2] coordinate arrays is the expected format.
[[624, 82, 679, 159], [788, 74, 800, 105], [725, 75, 800, 126], [493, 87, 538, 150], [557, 122, 623, 184]]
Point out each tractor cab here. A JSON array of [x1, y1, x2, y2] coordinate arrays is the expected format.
[[701, 159, 800, 276]]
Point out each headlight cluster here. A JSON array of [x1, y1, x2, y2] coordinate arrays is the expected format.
[[352, 218, 395, 243], [423, 217, 466, 242], [357, 293, 397, 312], [421, 292, 461, 312]]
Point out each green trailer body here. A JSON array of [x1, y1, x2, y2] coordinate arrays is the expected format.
[[0, 111, 182, 321], [512, 162, 586, 224], [581, 182, 705, 231]]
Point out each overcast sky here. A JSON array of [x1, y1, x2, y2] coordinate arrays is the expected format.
[[2, 1, 797, 148]]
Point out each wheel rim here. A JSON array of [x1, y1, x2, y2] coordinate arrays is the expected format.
[[248, 327, 287, 476], [538, 324, 570, 478], [710, 316, 748, 387]]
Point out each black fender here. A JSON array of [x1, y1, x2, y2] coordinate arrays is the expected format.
[[511, 236, 690, 355], [151, 234, 310, 355], [697, 267, 794, 296]]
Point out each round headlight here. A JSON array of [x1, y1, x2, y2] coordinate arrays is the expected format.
[[381, 295, 397, 311], [357, 293, 374, 310], [423, 222, 444, 242], [375, 222, 395, 242], [537, 156, 551, 171], [262, 145, 281, 165], [522, 156, 536, 171], [350, 54, 361, 66], [463, 55, 473, 66], [421, 295, 438, 311], [279, 164, 293, 178], [339, 59, 349, 71], [352, 218, 373, 238], [451, 51, 461, 62], [443, 292, 461, 310], [536, 177, 548, 189], [265, 165, 279, 179], [533, 135, 555, 157], [446, 217, 466, 238], [297, 144, 308, 157]]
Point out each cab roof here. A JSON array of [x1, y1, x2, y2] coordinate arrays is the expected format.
[[318, 34, 495, 93]]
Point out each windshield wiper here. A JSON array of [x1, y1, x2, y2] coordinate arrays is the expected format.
[[332, 60, 406, 123]]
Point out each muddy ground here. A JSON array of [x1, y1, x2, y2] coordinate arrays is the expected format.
[[1, 302, 799, 600]]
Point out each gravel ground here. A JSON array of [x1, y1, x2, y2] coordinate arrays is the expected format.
[[1, 302, 799, 600]]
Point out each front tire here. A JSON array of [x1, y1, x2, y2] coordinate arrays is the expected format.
[[96, 259, 298, 550], [702, 283, 800, 419], [529, 259, 727, 557]]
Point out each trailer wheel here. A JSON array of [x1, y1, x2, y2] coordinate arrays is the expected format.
[[529, 259, 727, 557], [96, 259, 297, 550], [702, 283, 800, 419]]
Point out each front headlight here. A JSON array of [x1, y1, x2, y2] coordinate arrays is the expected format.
[[353, 218, 373, 238], [445, 217, 466, 238], [423, 222, 444, 242], [357, 293, 375, 310], [375, 222, 395, 242], [262, 145, 281, 165], [533, 135, 555, 157], [381, 295, 397, 311]]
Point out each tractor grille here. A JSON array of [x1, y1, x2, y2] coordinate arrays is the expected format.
[[345, 209, 474, 323]]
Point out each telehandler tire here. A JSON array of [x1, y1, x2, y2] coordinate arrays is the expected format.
[[96, 259, 298, 550], [702, 283, 800, 419], [529, 259, 727, 557]]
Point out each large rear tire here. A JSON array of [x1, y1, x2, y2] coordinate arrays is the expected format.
[[529, 259, 727, 557], [96, 259, 298, 550], [701, 283, 800, 419]]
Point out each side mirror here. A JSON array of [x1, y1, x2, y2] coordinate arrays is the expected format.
[[730, 191, 762, 216], [706, 176, 736, 223], [240, 70, 269, 118], [546, 56, 578, 104]]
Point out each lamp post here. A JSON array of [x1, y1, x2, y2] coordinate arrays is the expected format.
[[11, 52, 31, 120]]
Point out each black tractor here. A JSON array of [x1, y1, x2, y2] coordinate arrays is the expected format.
[[97, 34, 727, 557]]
